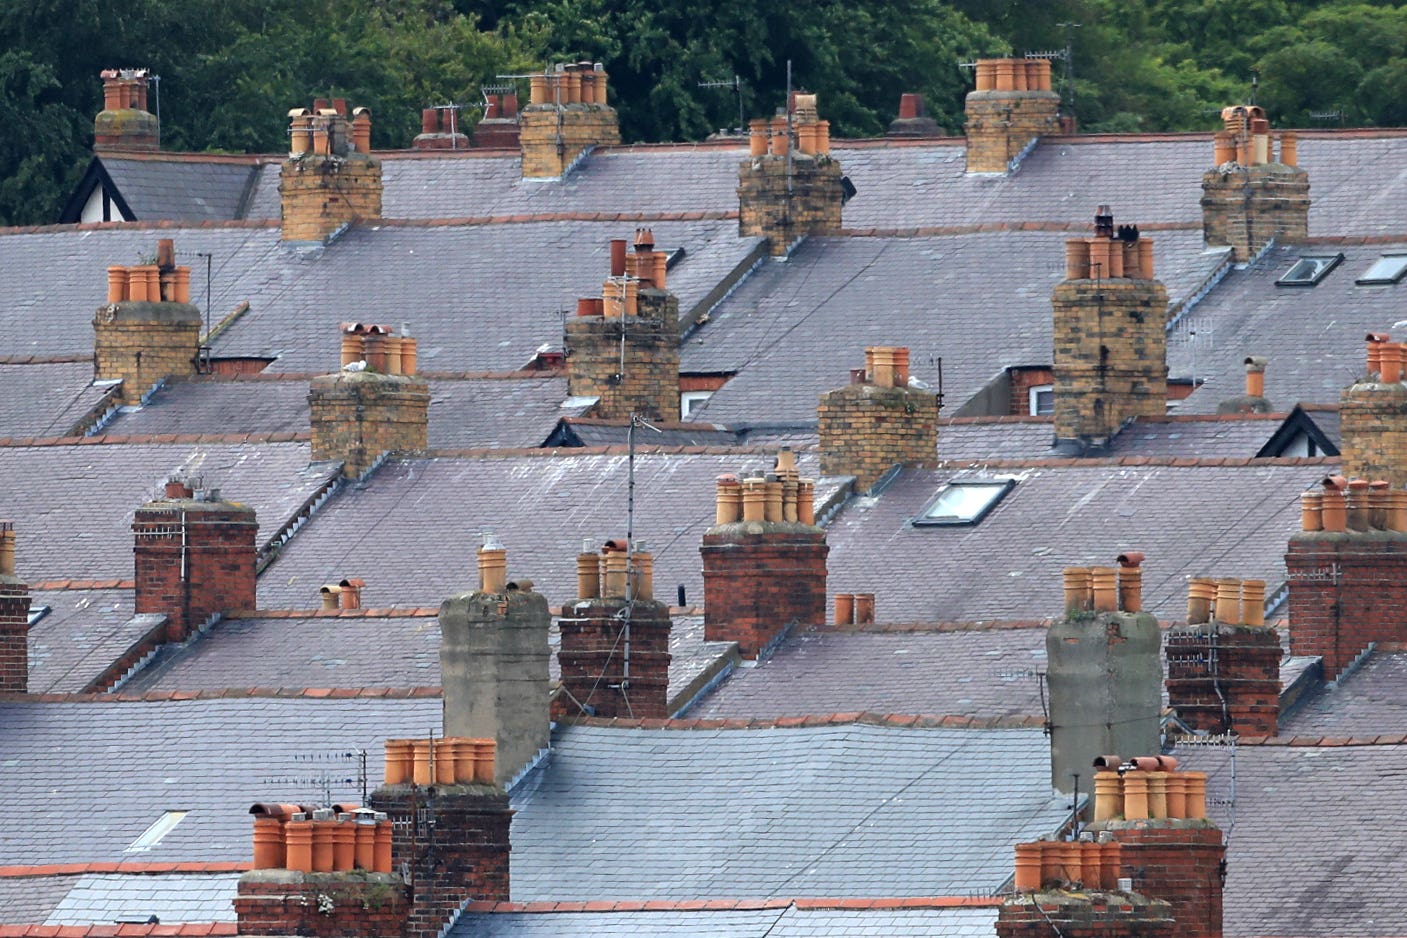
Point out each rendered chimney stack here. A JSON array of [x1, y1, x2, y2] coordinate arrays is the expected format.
[[1052, 207, 1169, 453], [565, 233, 681, 421], [1202, 104, 1310, 262], [964, 57, 1061, 174], [94, 68, 159, 151], [133, 480, 258, 644], [439, 533, 551, 785], [818, 346, 938, 492], [412, 105, 471, 150], [280, 103, 382, 242], [310, 324, 429, 479], [94, 239, 201, 406], [520, 62, 620, 177], [1048, 561, 1161, 793], [738, 92, 844, 255], [0, 522, 31, 694], [702, 452, 828, 658]]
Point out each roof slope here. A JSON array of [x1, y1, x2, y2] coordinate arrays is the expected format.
[[0, 363, 112, 440], [99, 157, 258, 223]]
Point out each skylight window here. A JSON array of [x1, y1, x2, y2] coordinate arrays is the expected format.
[[125, 810, 188, 852], [914, 479, 1015, 526], [1275, 254, 1343, 287], [1356, 254, 1407, 285]]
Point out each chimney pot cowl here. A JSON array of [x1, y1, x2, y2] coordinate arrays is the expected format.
[[1116, 551, 1144, 568]]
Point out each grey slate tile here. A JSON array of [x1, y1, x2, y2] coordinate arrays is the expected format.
[[0, 362, 113, 439], [1281, 652, 1407, 737], [27, 588, 152, 694], [0, 875, 74, 924], [101, 157, 258, 223], [45, 872, 241, 924]]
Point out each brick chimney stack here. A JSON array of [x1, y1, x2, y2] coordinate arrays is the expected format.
[[701, 451, 828, 658], [94, 238, 201, 405], [887, 93, 942, 138], [565, 230, 681, 421], [738, 93, 845, 255], [309, 323, 430, 479], [1202, 105, 1309, 262], [473, 92, 522, 149], [818, 346, 938, 492], [1287, 472, 1407, 678], [964, 58, 1061, 173], [1052, 207, 1169, 454], [133, 479, 258, 644], [94, 68, 158, 151], [998, 837, 1175, 937], [1047, 561, 1162, 792], [438, 534, 552, 785], [558, 538, 672, 718], [1340, 333, 1407, 485], [519, 63, 621, 177], [0, 522, 31, 694], [280, 102, 382, 242], [412, 105, 470, 150], [1165, 575, 1281, 737]]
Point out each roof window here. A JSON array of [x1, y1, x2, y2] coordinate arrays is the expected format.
[[1356, 254, 1407, 286], [125, 810, 189, 852], [914, 479, 1015, 526], [1275, 254, 1342, 287]]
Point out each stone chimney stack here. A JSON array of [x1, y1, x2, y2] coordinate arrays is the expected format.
[[309, 323, 430, 479], [133, 479, 258, 644], [280, 102, 382, 242], [559, 538, 672, 718], [1165, 575, 1281, 737], [438, 534, 552, 785], [1202, 105, 1309, 262], [1052, 207, 1169, 453], [700, 451, 828, 658], [817, 346, 939, 492], [0, 522, 31, 694], [1340, 334, 1407, 485], [95, 68, 159, 151], [519, 62, 621, 178], [964, 58, 1061, 173], [565, 230, 681, 421], [94, 238, 201, 405], [1287, 472, 1407, 678], [1047, 561, 1162, 793], [738, 93, 845, 255]]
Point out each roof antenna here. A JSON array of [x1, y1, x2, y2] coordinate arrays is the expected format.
[[698, 75, 746, 135]]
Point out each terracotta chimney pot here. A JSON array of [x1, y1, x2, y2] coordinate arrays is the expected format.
[[1187, 576, 1215, 625], [854, 592, 875, 624], [1241, 579, 1266, 626], [383, 739, 413, 785], [1092, 770, 1122, 821], [834, 593, 855, 625], [1090, 566, 1118, 612], [1279, 132, 1298, 166], [1347, 478, 1371, 531], [1321, 487, 1348, 533], [741, 478, 767, 523], [1300, 491, 1323, 531], [1063, 567, 1092, 614], [1014, 843, 1041, 891], [1244, 356, 1268, 397], [797, 479, 816, 525], [1121, 771, 1150, 820], [974, 60, 997, 92], [1214, 577, 1242, 625], [284, 819, 313, 873]]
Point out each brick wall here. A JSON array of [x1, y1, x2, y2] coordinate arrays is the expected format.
[[963, 90, 1061, 173], [996, 892, 1174, 938], [738, 155, 843, 255], [1286, 534, 1407, 678], [817, 382, 939, 491], [1053, 279, 1169, 448], [93, 302, 202, 405], [1086, 820, 1225, 938], [519, 107, 621, 178], [309, 372, 430, 479], [558, 597, 672, 718], [1165, 625, 1281, 736], [1340, 380, 1407, 484], [1009, 366, 1055, 415], [565, 289, 680, 421], [0, 575, 30, 693], [701, 528, 827, 658], [280, 154, 383, 242], [235, 871, 409, 938], [1201, 165, 1310, 262], [133, 496, 258, 643]]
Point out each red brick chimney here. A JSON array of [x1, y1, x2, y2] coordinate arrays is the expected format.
[[559, 538, 672, 718], [520, 63, 620, 177], [473, 93, 521, 149], [94, 238, 201, 405], [281, 103, 382, 242], [738, 93, 844, 255], [1165, 576, 1280, 736], [1202, 106, 1309, 262], [95, 68, 158, 151], [887, 93, 942, 138], [412, 105, 470, 150], [0, 522, 31, 694], [133, 479, 258, 643], [701, 450, 828, 658], [998, 837, 1174, 937], [964, 58, 1061, 173], [817, 346, 939, 491]]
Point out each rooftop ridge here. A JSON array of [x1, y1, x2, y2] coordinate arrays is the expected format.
[[563, 416, 732, 431], [0, 861, 250, 877], [0, 431, 312, 448], [94, 149, 272, 165], [1291, 234, 1407, 246], [229, 607, 441, 619], [371, 210, 737, 228], [0, 355, 94, 366], [418, 444, 795, 459], [463, 896, 1003, 913], [0, 926, 238, 938], [0, 686, 442, 704], [562, 713, 1047, 730], [841, 220, 1200, 238], [935, 455, 1338, 470], [1212, 735, 1407, 747], [164, 370, 566, 383], [31, 579, 134, 592], [810, 619, 1052, 633]]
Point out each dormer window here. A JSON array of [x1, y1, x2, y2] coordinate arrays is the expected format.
[[1356, 254, 1407, 286], [1275, 254, 1343, 287], [913, 479, 1015, 527]]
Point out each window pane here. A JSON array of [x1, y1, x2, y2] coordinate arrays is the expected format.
[[1357, 255, 1407, 285]]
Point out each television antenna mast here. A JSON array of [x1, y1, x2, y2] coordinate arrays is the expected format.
[[698, 75, 746, 135]]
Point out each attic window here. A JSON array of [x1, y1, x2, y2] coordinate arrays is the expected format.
[[1275, 254, 1342, 287], [1356, 254, 1407, 285], [124, 810, 189, 852], [914, 479, 1015, 526]]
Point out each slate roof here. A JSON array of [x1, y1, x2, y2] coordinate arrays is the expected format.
[[509, 723, 1068, 899], [684, 229, 1226, 426], [825, 461, 1327, 622], [0, 877, 74, 925], [1279, 652, 1407, 737], [0, 363, 113, 440], [937, 415, 1286, 462], [27, 588, 155, 695], [98, 157, 259, 223], [552, 419, 741, 448], [101, 379, 311, 438], [0, 697, 438, 865], [0, 442, 339, 581], [42, 872, 240, 925]]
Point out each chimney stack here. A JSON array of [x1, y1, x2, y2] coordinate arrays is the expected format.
[[1340, 334, 1407, 485], [438, 534, 551, 785], [94, 238, 201, 405], [564, 231, 681, 420], [472, 93, 522, 149], [411, 105, 470, 150], [1217, 356, 1271, 414], [1202, 105, 1310, 262], [700, 452, 828, 658], [818, 346, 938, 491], [558, 538, 672, 718], [964, 58, 1061, 173], [280, 104, 382, 242], [998, 836, 1175, 937], [0, 522, 31, 694], [1048, 560, 1161, 793], [519, 62, 621, 177], [133, 480, 258, 643], [738, 93, 845, 255], [887, 93, 942, 138], [1052, 207, 1169, 453], [309, 323, 430, 478], [95, 68, 159, 151]]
